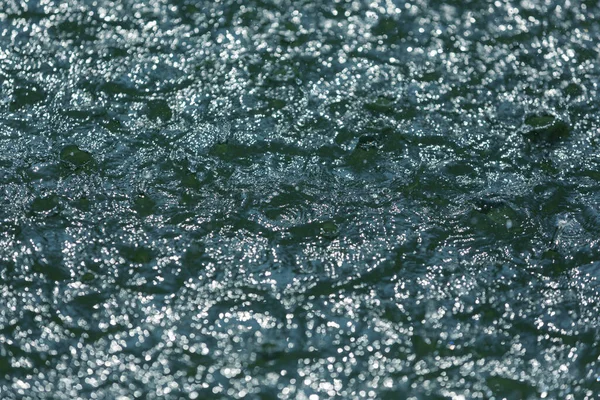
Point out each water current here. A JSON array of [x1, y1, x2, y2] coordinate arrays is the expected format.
[[1, 0, 600, 399]]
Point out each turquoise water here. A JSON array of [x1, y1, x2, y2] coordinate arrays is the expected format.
[[1, 0, 600, 399]]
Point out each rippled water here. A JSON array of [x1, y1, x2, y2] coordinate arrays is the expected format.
[[1, 0, 600, 399]]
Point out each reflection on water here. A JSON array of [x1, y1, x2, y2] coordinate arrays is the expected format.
[[1, 0, 600, 398]]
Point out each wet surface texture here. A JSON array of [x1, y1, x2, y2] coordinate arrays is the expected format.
[[1, 0, 600, 398]]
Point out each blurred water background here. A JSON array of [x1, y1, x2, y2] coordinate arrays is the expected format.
[[1, 0, 600, 398]]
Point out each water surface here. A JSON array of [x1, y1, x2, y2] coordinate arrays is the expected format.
[[1, 0, 600, 399]]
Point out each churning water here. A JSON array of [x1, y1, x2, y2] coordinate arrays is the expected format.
[[1, 0, 600, 399]]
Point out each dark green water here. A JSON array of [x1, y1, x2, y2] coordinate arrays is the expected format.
[[1, 0, 600, 399]]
